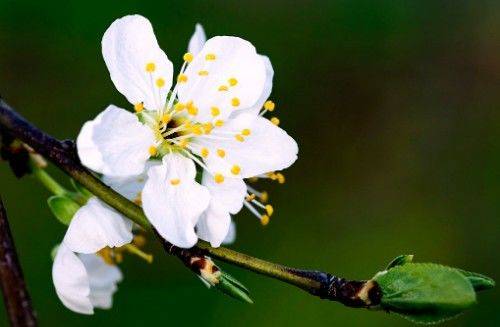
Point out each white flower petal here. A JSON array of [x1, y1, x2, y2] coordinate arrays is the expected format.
[[52, 244, 93, 315], [188, 23, 206, 56], [177, 36, 266, 123], [79, 254, 122, 310], [102, 15, 173, 110], [194, 113, 298, 178], [202, 172, 246, 214], [102, 161, 161, 201], [76, 105, 156, 177], [142, 153, 210, 248], [222, 221, 236, 245], [197, 202, 231, 248], [63, 198, 133, 254], [230, 55, 274, 117]]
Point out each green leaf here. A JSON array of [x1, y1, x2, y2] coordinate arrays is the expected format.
[[47, 195, 80, 225], [374, 263, 476, 324], [386, 254, 414, 270], [456, 269, 495, 292], [215, 273, 254, 304]]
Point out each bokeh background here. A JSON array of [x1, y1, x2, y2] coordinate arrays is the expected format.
[[0, 0, 499, 326]]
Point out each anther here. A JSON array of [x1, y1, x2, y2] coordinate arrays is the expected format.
[[228, 78, 238, 86], [145, 62, 156, 72], [215, 120, 224, 127], [187, 104, 198, 116], [218, 85, 229, 92], [264, 100, 275, 111], [276, 173, 285, 184], [235, 134, 245, 142], [246, 194, 256, 201], [170, 178, 181, 186], [265, 204, 274, 216], [214, 173, 224, 184], [201, 148, 209, 158], [156, 78, 166, 88], [231, 165, 241, 175], [231, 97, 240, 107], [177, 74, 188, 83], [261, 215, 270, 226], [134, 102, 144, 112], [198, 70, 209, 76], [270, 117, 280, 125], [241, 128, 251, 136], [205, 53, 216, 61], [174, 103, 185, 111], [148, 146, 158, 156], [211, 107, 220, 117], [216, 149, 226, 158], [203, 123, 214, 134], [183, 52, 194, 63], [260, 191, 269, 203]]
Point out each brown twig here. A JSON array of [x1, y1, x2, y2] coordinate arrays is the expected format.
[[0, 197, 37, 327]]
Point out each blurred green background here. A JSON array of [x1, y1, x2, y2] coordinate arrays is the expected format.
[[0, 0, 499, 326]]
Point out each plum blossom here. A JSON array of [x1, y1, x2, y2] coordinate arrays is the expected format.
[[76, 15, 298, 248]]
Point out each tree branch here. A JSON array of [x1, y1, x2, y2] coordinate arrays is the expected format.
[[0, 96, 391, 308], [0, 197, 37, 327]]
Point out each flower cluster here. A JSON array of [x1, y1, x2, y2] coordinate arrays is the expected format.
[[52, 15, 298, 314]]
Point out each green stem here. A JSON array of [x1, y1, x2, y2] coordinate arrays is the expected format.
[[32, 167, 66, 197], [0, 97, 363, 303]]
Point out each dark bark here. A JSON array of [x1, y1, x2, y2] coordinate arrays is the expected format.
[[0, 197, 37, 327]]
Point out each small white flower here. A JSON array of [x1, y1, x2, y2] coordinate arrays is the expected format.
[[52, 198, 133, 314], [76, 15, 298, 248], [52, 244, 122, 315]]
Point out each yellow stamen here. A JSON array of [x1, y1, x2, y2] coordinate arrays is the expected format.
[[161, 113, 171, 124], [218, 85, 229, 92], [265, 204, 274, 216], [228, 77, 238, 86], [260, 191, 269, 203], [178, 139, 189, 148], [215, 119, 224, 127], [148, 146, 158, 156], [201, 148, 209, 158], [211, 106, 220, 117], [231, 165, 241, 175], [145, 62, 156, 72], [203, 123, 214, 134], [205, 53, 216, 61], [187, 104, 198, 116], [235, 134, 245, 142], [198, 70, 209, 76], [134, 102, 144, 112], [216, 149, 225, 158], [170, 178, 181, 186], [264, 100, 275, 111], [177, 74, 188, 83], [183, 52, 194, 62], [156, 78, 165, 88], [246, 194, 256, 201], [174, 103, 185, 112], [97, 248, 115, 265], [261, 215, 270, 226], [133, 235, 147, 247], [231, 97, 240, 107], [276, 173, 285, 184], [270, 117, 280, 125], [241, 128, 251, 136], [214, 173, 224, 184]]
